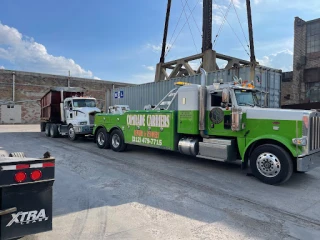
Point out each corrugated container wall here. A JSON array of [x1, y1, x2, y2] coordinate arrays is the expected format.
[[111, 66, 281, 110]]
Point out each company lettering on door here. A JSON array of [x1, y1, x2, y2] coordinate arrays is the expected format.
[[127, 114, 170, 146]]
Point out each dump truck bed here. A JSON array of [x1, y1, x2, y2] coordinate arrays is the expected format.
[[40, 87, 84, 122]]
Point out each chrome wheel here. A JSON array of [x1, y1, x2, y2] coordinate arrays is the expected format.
[[256, 152, 281, 178], [112, 134, 120, 148], [69, 127, 75, 138], [97, 132, 105, 146]]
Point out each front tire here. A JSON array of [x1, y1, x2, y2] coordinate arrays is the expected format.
[[110, 129, 127, 152], [250, 144, 293, 185], [96, 128, 110, 149], [68, 125, 78, 141]]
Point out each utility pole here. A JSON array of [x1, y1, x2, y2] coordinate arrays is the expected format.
[[246, 0, 256, 82], [202, 0, 213, 52], [160, 0, 172, 63], [202, 0, 216, 72]]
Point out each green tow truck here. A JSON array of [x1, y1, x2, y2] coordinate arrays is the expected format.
[[93, 69, 320, 185]]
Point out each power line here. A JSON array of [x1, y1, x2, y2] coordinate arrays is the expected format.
[[166, 0, 201, 56], [231, 0, 249, 48]]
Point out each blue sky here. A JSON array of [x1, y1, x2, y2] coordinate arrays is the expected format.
[[0, 0, 320, 84]]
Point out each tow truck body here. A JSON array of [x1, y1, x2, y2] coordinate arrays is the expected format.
[[93, 69, 320, 185]]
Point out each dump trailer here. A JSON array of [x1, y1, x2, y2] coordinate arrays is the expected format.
[[0, 150, 55, 240], [93, 69, 320, 185], [40, 87, 101, 141]]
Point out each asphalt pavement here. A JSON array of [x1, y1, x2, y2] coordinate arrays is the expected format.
[[1, 125, 320, 240]]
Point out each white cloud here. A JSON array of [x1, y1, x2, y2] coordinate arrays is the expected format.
[[0, 66, 4, 69], [131, 72, 155, 84], [146, 43, 173, 53], [253, 0, 262, 4], [142, 65, 155, 71], [0, 22, 100, 79], [257, 49, 293, 71], [93, 76, 101, 80]]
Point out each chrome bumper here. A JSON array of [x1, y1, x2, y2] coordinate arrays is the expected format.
[[297, 153, 320, 172]]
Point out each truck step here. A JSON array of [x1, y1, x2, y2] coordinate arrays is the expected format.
[[197, 139, 237, 162]]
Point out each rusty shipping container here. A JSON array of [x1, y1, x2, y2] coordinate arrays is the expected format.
[[110, 66, 282, 110]]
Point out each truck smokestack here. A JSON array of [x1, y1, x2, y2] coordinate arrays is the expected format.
[[199, 68, 209, 138]]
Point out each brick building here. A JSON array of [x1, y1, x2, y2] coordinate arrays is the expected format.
[[0, 69, 132, 124], [282, 17, 320, 107]]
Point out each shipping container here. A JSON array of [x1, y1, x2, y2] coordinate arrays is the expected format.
[[111, 66, 282, 110]]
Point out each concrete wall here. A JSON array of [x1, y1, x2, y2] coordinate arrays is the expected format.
[[0, 69, 132, 124]]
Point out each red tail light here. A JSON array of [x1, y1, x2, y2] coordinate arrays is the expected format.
[[14, 172, 27, 183], [30, 170, 42, 181], [43, 162, 55, 168]]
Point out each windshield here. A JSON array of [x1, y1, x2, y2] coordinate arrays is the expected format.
[[73, 99, 96, 108], [234, 90, 258, 106]]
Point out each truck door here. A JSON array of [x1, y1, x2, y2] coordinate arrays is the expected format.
[[207, 90, 233, 135], [65, 100, 73, 120]]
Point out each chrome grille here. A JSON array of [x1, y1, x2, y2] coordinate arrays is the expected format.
[[89, 114, 95, 125], [309, 115, 320, 151]]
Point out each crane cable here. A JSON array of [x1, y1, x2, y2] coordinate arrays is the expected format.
[[181, 0, 199, 54], [231, 0, 250, 48], [166, 0, 189, 54], [184, 0, 202, 36], [212, 0, 250, 56], [165, 0, 201, 57], [213, 1, 232, 48]]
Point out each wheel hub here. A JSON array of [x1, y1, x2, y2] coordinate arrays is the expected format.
[[112, 134, 120, 148], [69, 128, 75, 138], [256, 152, 281, 178], [97, 132, 105, 145]]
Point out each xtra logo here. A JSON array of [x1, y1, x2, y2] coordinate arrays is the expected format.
[[6, 209, 49, 227]]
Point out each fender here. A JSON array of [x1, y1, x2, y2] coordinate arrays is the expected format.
[[240, 134, 301, 160]]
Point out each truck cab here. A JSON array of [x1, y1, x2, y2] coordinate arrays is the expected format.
[[63, 96, 101, 137]]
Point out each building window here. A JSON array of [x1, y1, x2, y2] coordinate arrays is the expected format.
[[306, 82, 320, 102], [307, 21, 320, 53]]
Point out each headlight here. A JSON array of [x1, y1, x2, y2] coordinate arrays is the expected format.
[[79, 121, 87, 125], [292, 136, 307, 146]]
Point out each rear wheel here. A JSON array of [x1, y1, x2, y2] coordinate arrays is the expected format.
[[68, 125, 77, 141], [250, 144, 293, 185], [110, 129, 127, 152], [40, 122, 46, 132], [50, 124, 59, 138], [45, 123, 51, 137], [96, 128, 110, 149]]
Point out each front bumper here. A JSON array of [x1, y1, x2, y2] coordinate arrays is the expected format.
[[73, 125, 94, 134], [297, 153, 320, 172]]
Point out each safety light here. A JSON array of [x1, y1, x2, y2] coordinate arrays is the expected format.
[[292, 137, 307, 146], [14, 171, 27, 183], [303, 115, 309, 128], [30, 170, 42, 181], [174, 82, 191, 86]]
